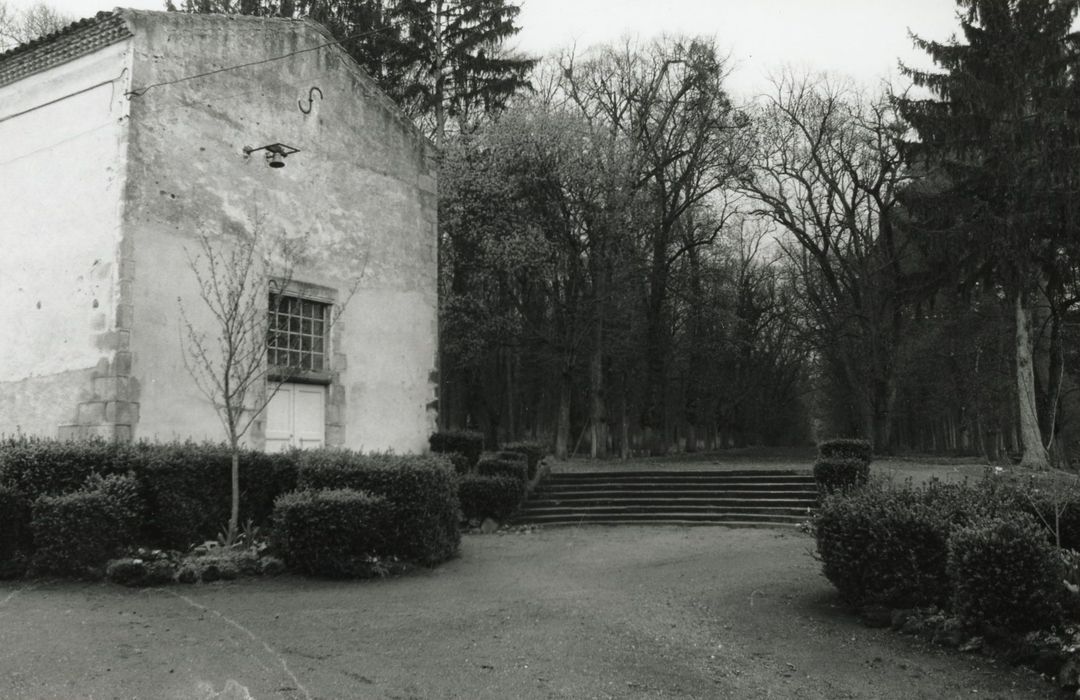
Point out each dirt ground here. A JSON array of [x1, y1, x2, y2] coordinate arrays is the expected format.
[[0, 526, 1065, 700]]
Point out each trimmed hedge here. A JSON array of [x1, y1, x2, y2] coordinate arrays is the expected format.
[[443, 452, 472, 475], [500, 442, 545, 479], [476, 457, 527, 488], [813, 457, 870, 492], [0, 484, 28, 579], [948, 515, 1066, 634], [429, 431, 484, 469], [137, 443, 296, 549], [273, 489, 389, 577], [0, 436, 139, 502], [814, 484, 951, 608], [0, 439, 463, 574], [818, 438, 873, 462], [295, 450, 460, 565], [0, 438, 297, 551], [458, 474, 522, 522], [30, 474, 144, 577]]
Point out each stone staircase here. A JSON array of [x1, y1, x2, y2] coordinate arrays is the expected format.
[[513, 469, 818, 528]]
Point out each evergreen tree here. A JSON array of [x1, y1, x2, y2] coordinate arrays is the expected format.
[[896, 0, 1080, 469], [388, 0, 534, 143]]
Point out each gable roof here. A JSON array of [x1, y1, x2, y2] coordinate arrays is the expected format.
[[0, 8, 432, 150], [0, 11, 133, 89]]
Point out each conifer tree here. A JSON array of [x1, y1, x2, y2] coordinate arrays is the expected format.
[[896, 0, 1080, 469], [386, 0, 534, 143]]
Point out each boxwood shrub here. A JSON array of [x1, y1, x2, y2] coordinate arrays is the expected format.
[[500, 442, 546, 479], [273, 489, 389, 577], [818, 438, 873, 463], [135, 443, 296, 549], [429, 431, 484, 469], [296, 450, 460, 565], [30, 474, 144, 577], [948, 515, 1066, 634], [814, 483, 952, 608], [476, 457, 527, 488], [813, 457, 870, 492], [458, 474, 522, 522], [0, 484, 28, 579], [0, 438, 297, 551], [0, 436, 139, 502]]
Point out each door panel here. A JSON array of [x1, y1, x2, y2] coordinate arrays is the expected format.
[[294, 385, 326, 449], [264, 383, 325, 452]]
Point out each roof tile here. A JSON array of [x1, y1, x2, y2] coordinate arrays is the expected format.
[[0, 12, 132, 89]]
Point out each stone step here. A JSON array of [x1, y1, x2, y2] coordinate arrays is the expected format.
[[535, 486, 812, 496], [513, 468, 819, 528], [547, 470, 813, 481], [517, 511, 808, 526], [522, 505, 812, 518], [525, 519, 804, 529], [527, 496, 816, 508]]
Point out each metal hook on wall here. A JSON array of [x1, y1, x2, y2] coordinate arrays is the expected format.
[[299, 86, 323, 115]]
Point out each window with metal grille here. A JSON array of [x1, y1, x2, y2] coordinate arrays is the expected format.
[[267, 293, 329, 372]]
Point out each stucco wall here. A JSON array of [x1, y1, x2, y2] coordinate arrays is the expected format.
[[122, 11, 438, 452], [0, 39, 133, 437]]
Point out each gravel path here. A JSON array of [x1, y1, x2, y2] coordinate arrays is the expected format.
[[0, 527, 1063, 699]]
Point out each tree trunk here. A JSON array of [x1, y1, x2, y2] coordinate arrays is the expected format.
[[432, 0, 446, 147], [620, 390, 631, 461], [555, 367, 572, 460], [1044, 308, 1069, 468], [504, 348, 515, 442], [1016, 290, 1049, 470], [871, 378, 895, 455], [589, 281, 608, 459], [229, 444, 240, 547]]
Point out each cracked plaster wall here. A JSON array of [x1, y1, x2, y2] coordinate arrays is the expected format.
[[122, 11, 438, 452], [0, 39, 133, 437]]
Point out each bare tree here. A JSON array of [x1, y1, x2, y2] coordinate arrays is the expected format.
[[0, 1, 70, 51], [739, 72, 910, 451], [179, 221, 361, 546], [557, 37, 750, 454]]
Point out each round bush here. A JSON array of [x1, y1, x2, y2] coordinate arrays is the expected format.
[[813, 457, 870, 492], [29, 473, 145, 577], [31, 492, 125, 577], [947, 515, 1066, 634], [272, 488, 388, 577], [814, 484, 951, 608], [458, 475, 522, 522], [295, 450, 460, 565]]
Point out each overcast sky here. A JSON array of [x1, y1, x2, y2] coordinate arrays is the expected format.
[[6, 0, 961, 96]]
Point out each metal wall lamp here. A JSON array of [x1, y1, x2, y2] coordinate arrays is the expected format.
[[243, 143, 300, 168]]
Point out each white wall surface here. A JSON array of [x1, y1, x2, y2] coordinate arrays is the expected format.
[[0, 40, 132, 436], [0, 40, 132, 381]]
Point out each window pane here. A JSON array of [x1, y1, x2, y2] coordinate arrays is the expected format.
[[267, 293, 330, 371]]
